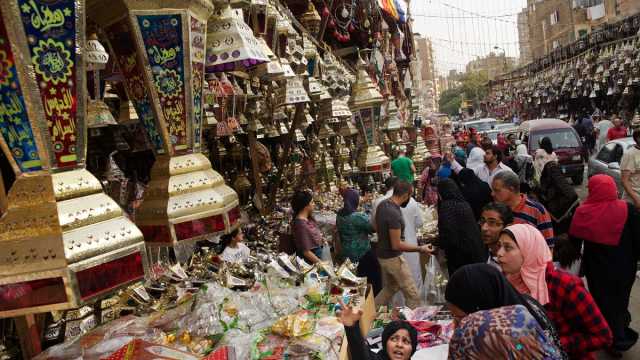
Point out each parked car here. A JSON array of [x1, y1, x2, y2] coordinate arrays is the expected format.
[[463, 118, 498, 133], [512, 119, 587, 185], [483, 129, 501, 144], [493, 123, 517, 132], [588, 137, 635, 196]]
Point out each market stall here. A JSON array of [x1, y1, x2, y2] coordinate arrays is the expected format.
[[0, 0, 449, 358]]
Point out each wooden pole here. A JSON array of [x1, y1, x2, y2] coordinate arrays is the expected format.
[[0, 165, 7, 215], [247, 127, 265, 215], [15, 315, 42, 359], [266, 103, 305, 211]]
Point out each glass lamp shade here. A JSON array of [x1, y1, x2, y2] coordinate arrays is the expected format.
[[206, 6, 269, 72], [86, 35, 109, 71]]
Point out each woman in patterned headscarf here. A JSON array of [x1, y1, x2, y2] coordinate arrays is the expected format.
[[449, 305, 564, 359]]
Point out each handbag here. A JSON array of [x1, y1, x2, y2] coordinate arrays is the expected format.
[[278, 222, 296, 255]]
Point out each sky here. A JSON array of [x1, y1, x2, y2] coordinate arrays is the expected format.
[[410, 0, 527, 75]]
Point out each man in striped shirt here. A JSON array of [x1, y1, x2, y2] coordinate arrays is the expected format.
[[491, 171, 555, 247]]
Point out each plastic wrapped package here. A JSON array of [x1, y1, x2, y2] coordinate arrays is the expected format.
[[252, 333, 290, 360], [33, 337, 83, 360], [402, 306, 441, 321], [287, 316, 344, 360], [147, 298, 196, 330], [178, 300, 225, 338], [217, 328, 257, 360], [419, 255, 447, 305], [271, 311, 315, 338]]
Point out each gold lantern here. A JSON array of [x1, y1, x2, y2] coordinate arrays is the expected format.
[[0, 0, 148, 317], [86, 35, 117, 129], [349, 54, 389, 173], [300, 2, 321, 36], [92, 0, 241, 248]]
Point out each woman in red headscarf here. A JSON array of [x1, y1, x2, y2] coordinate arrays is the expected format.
[[569, 174, 640, 356]]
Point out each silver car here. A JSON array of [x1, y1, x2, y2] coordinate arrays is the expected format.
[[588, 137, 635, 196]]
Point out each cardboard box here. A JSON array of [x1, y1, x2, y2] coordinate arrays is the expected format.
[[339, 284, 376, 360]]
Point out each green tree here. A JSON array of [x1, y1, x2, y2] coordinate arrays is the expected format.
[[438, 71, 488, 116], [439, 88, 462, 116]]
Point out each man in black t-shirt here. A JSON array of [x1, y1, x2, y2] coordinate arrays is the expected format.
[[373, 180, 433, 309]]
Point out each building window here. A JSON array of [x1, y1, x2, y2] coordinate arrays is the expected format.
[[552, 40, 560, 49], [550, 10, 560, 25], [573, 0, 603, 9], [578, 29, 588, 38]]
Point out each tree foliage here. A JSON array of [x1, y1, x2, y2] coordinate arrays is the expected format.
[[438, 71, 489, 116]]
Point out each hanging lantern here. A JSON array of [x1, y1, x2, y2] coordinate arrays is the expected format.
[[253, 37, 285, 79], [247, 115, 265, 138], [318, 122, 336, 140], [86, 35, 117, 129], [275, 75, 310, 107], [206, 5, 269, 72], [349, 53, 389, 173], [92, 0, 241, 249], [0, 0, 148, 317], [300, 2, 322, 36]]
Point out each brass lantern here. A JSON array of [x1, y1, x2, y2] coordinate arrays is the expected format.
[[0, 0, 148, 317], [300, 2, 321, 36], [86, 35, 117, 129], [349, 54, 389, 173], [93, 0, 241, 248]]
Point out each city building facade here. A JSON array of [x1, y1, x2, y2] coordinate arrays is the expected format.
[[414, 34, 439, 113], [465, 52, 517, 80], [521, 0, 640, 61]]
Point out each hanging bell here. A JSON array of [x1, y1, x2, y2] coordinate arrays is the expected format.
[[317, 122, 335, 139], [87, 99, 117, 128]]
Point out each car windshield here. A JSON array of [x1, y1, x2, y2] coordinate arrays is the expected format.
[[486, 132, 498, 141], [530, 130, 580, 150], [467, 121, 496, 132]]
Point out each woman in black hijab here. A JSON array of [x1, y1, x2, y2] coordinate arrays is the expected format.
[[455, 168, 493, 220], [446, 264, 567, 359], [338, 298, 418, 360], [437, 179, 487, 275]]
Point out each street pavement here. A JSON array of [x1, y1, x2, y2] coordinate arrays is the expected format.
[[570, 168, 639, 359]]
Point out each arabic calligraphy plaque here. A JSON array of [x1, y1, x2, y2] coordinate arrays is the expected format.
[[0, 13, 42, 172], [135, 13, 188, 153], [17, 0, 81, 169]]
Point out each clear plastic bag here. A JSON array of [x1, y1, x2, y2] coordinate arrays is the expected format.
[[420, 255, 447, 305]]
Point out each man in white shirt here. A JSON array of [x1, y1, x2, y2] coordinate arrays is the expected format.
[[595, 115, 613, 152], [392, 196, 424, 306], [451, 145, 513, 187], [621, 129, 640, 209]]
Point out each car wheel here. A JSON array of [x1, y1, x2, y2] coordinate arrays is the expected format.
[[571, 174, 584, 185]]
